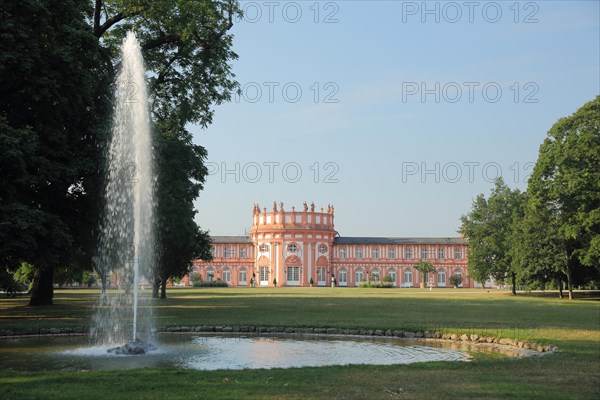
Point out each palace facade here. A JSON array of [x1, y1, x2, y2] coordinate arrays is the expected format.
[[184, 202, 474, 288]]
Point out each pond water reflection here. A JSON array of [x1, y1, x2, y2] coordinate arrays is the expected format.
[[0, 334, 470, 371]]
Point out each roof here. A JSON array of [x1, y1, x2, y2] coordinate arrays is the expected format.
[[210, 236, 252, 244], [209, 236, 466, 245], [334, 237, 467, 245]]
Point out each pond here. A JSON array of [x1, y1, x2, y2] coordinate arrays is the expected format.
[[0, 334, 471, 371]]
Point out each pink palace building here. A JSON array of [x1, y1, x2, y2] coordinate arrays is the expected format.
[[185, 202, 473, 288]]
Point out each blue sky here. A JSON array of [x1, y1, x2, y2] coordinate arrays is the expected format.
[[189, 0, 600, 237]]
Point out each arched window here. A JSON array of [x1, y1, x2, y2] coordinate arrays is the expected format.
[[238, 269, 247, 285], [437, 269, 446, 287], [371, 268, 380, 282], [404, 269, 413, 287], [453, 269, 463, 287], [355, 269, 364, 286], [222, 268, 231, 284], [338, 268, 347, 286], [388, 269, 396, 286], [206, 268, 215, 282]]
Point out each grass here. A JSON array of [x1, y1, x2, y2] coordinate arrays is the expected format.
[[1, 288, 599, 399]]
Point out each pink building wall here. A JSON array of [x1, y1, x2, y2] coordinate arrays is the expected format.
[[188, 202, 471, 288]]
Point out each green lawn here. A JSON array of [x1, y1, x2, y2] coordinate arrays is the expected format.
[[1, 288, 599, 399]]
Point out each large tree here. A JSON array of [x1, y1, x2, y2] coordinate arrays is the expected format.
[[0, 0, 111, 305], [460, 178, 526, 295], [520, 96, 600, 299], [153, 124, 213, 299], [1, 1, 241, 304]]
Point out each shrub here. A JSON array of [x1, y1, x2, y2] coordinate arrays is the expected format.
[[450, 274, 463, 287], [359, 281, 393, 288], [193, 281, 228, 288]]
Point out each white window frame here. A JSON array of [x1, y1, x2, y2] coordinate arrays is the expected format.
[[338, 269, 347, 286], [454, 247, 461, 259], [404, 269, 413, 287], [222, 269, 231, 284], [371, 269, 380, 282], [388, 269, 396, 286], [437, 269, 446, 287], [355, 269, 364, 286], [317, 267, 327, 286], [238, 269, 247, 285]]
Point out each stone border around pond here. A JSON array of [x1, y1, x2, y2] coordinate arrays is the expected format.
[[163, 325, 557, 356], [0, 325, 557, 356]]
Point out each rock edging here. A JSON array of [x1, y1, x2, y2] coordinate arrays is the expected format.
[[158, 325, 558, 354], [0, 325, 557, 355]]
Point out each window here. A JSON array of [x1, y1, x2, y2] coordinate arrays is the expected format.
[[454, 247, 461, 259], [224, 246, 234, 258], [319, 244, 328, 253], [222, 269, 231, 283], [356, 247, 363, 258], [371, 269, 380, 282], [260, 266, 269, 285], [339, 248, 346, 259], [210, 246, 216, 257], [355, 269, 364, 285], [317, 267, 326, 284], [238, 269, 247, 285], [421, 247, 428, 259], [240, 247, 247, 258], [404, 269, 413, 286], [287, 243, 297, 252], [437, 269, 446, 287], [438, 247, 444, 259], [453, 269, 463, 287], [388, 270, 396, 286], [372, 248, 379, 258], [287, 266, 300, 284], [206, 269, 215, 282], [405, 247, 413, 259], [260, 244, 269, 252], [338, 269, 347, 286], [388, 247, 395, 259]]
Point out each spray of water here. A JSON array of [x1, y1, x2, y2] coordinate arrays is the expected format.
[[92, 31, 156, 346]]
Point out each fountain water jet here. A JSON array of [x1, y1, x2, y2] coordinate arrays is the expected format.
[[92, 31, 156, 354]]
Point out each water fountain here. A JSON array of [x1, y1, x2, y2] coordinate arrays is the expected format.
[[92, 31, 156, 355]]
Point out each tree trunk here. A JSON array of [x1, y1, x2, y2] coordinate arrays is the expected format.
[[160, 277, 167, 299], [152, 279, 159, 299], [29, 266, 55, 306], [511, 272, 517, 295], [100, 271, 108, 295], [558, 278, 564, 299], [565, 270, 574, 300]]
